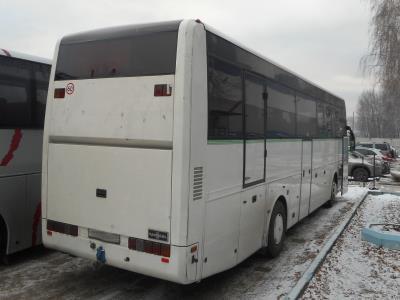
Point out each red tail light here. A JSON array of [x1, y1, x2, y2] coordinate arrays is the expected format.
[[154, 84, 172, 97], [54, 88, 65, 99], [128, 237, 170, 257], [47, 219, 78, 237]]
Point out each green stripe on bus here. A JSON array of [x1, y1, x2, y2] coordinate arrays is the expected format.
[[208, 138, 340, 145]]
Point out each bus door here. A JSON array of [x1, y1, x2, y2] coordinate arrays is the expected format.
[[299, 139, 312, 220], [238, 73, 266, 262], [243, 73, 266, 187]]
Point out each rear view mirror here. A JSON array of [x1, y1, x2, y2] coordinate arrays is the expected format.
[[345, 126, 355, 151]]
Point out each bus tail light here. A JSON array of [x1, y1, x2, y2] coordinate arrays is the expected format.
[[128, 237, 170, 257], [54, 88, 65, 99], [47, 219, 78, 237], [154, 84, 172, 97], [161, 257, 169, 263]]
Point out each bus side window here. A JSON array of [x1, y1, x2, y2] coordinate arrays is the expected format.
[[266, 81, 296, 138], [207, 57, 243, 140], [296, 95, 317, 138]]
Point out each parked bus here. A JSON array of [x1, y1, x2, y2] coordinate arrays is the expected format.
[[42, 20, 350, 283], [0, 49, 51, 261]]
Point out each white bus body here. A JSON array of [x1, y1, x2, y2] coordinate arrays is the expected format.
[[0, 49, 51, 257], [42, 20, 348, 283]]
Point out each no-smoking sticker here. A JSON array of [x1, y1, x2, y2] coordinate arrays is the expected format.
[[66, 82, 74, 95]]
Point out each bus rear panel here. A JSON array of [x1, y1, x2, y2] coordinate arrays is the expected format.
[[42, 20, 200, 283]]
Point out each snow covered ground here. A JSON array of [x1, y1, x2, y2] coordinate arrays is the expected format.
[[302, 193, 400, 299], [0, 187, 371, 299]]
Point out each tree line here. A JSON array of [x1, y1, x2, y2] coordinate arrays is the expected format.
[[357, 0, 400, 138]]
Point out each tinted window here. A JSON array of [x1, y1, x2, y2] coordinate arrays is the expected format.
[[356, 149, 367, 155], [360, 143, 373, 148], [317, 102, 328, 137], [208, 57, 243, 139], [365, 150, 375, 155], [325, 105, 334, 138], [34, 63, 51, 127], [266, 81, 296, 138], [375, 144, 388, 151], [245, 74, 265, 139], [206, 30, 346, 140], [296, 95, 317, 137], [55, 24, 179, 80], [0, 56, 50, 128]]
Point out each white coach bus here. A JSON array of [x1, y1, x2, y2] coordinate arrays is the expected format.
[[42, 20, 350, 283], [0, 49, 51, 261]]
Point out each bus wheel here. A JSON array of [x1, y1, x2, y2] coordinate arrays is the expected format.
[[352, 167, 369, 182], [266, 201, 286, 258], [325, 179, 337, 208]]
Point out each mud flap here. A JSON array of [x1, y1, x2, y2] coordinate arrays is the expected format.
[[186, 244, 198, 281]]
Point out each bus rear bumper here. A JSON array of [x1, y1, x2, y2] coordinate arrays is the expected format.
[[42, 223, 196, 284]]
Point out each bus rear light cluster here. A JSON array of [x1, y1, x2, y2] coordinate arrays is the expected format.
[[154, 84, 172, 97], [47, 219, 78, 237], [128, 237, 170, 257], [54, 88, 65, 99]]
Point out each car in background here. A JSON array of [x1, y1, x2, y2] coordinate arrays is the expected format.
[[390, 146, 398, 158], [357, 142, 394, 158], [355, 146, 391, 174], [348, 151, 382, 181]]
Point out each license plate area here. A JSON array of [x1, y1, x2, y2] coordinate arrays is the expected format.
[[88, 229, 120, 244]]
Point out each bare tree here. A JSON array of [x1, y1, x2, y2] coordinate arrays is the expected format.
[[356, 90, 385, 137], [363, 0, 400, 91], [358, 0, 400, 138]]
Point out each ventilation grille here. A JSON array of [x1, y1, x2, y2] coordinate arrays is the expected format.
[[193, 167, 203, 201]]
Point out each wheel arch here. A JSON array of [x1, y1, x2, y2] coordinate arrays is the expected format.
[[351, 165, 371, 178], [264, 195, 288, 247], [333, 171, 338, 184]]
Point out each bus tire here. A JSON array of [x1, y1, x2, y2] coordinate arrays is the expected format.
[[266, 201, 286, 258], [352, 167, 369, 182], [325, 177, 338, 208]]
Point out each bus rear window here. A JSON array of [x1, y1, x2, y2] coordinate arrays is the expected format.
[[55, 22, 179, 80]]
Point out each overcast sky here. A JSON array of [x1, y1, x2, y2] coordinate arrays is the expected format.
[[0, 0, 373, 115]]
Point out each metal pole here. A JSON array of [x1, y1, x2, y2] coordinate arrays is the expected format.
[[370, 154, 378, 190]]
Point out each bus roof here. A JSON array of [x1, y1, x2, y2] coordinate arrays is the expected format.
[[54, 19, 344, 107], [60, 20, 182, 45], [0, 48, 51, 65]]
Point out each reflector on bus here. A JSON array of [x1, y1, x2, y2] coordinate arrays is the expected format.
[[54, 88, 65, 99], [154, 84, 172, 97], [128, 237, 170, 257], [47, 219, 78, 236]]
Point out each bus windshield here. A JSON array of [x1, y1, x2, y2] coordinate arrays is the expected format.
[[55, 21, 180, 81]]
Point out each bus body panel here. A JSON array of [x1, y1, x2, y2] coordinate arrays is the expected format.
[[50, 76, 174, 143], [47, 143, 172, 240], [0, 130, 43, 177], [187, 22, 208, 281], [0, 138, 42, 254], [309, 139, 340, 212], [0, 51, 50, 255], [42, 19, 348, 284], [42, 224, 194, 284], [237, 185, 266, 262], [299, 140, 312, 219], [202, 193, 241, 278], [170, 20, 196, 247]]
